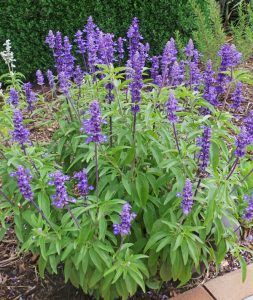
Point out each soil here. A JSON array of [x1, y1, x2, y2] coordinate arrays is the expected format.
[[1, 59, 253, 299]]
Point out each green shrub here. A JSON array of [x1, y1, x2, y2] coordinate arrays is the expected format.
[[0, 0, 209, 79]]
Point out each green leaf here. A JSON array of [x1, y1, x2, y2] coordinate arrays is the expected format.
[[136, 173, 149, 207], [61, 244, 74, 261], [238, 255, 247, 282]]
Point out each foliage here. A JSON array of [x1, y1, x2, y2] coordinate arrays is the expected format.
[[1, 18, 253, 300], [230, 3, 253, 61], [0, 0, 210, 79], [192, 0, 226, 65]]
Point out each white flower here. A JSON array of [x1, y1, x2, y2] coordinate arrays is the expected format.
[[0, 39, 16, 69]]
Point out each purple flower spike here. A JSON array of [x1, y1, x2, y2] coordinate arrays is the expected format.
[[197, 126, 211, 172], [74, 30, 86, 54], [170, 61, 184, 86], [218, 43, 242, 69], [74, 169, 93, 197], [81, 100, 107, 144], [58, 71, 71, 96], [166, 93, 179, 123], [203, 60, 218, 107], [23, 82, 37, 111], [161, 38, 177, 85], [180, 179, 194, 215], [10, 109, 30, 147], [127, 17, 143, 61], [130, 51, 143, 114], [243, 194, 253, 221], [47, 70, 55, 89], [117, 37, 125, 62], [234, 127, 250, 158], [8, 88, 19, 107], [113, 203, 136, 236], [184, 39, 195, 58], [48, 171, 75, 209], [244, 111, 253, 141], [85, 17, 98, 72], [73, 65, 84, 87], [10, 166, 33, 201], [150, 56, 160, 85], [36, 69, 44, 86], [45, 30, 55, 49], [97, 30, 115, 65], [231, 82, 244, 109]]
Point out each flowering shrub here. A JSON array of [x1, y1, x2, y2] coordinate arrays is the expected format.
[[1, 16, 253, 300]]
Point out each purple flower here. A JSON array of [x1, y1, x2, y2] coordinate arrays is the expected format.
[[113, 203, 136, 236], [117, 37, 125, 62], [48, 171, 75, 209], [10, 166, 33, 201], [47, 70, 55, 89], [97, 30, 115, 65], [161, 38, 177, 86], [74, 30, 86, 54], [130, 51, 143, 114], [244, 111, 253, 140], [74, 169, 93, 197], [85, 17, 98, 72], [231, 82, 244, 109], [184, 39, 194, 58], [10, 109, 30, 147], [170, 60, 184, 86], [45, 30, 55, 49], [8, 88, 19, 107], [189, 61, 202, 90], [180, 179, 194, 215], [127, 17, 143, 61], [218, 43, 242, 69], [243, 194, 253, 221], [166, 93, 179, 123], [81, 100, 107, 144], [203, 60, 218, 106], [23, 82, 37, 111], [150, 56, 160, 85], [139, 42, 149, 68], [73, 65, 84, 87], [216, 44, 242, 94], [235, 127, 250, 158], [197, 126, 211, 172], [105, 83, 114, 103], [36, 69, 44, 86], [58, 71, 71, 96]]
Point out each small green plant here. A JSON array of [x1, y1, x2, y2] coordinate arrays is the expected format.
[[191, 0, 226, 66], [230, 4, 253, 61]]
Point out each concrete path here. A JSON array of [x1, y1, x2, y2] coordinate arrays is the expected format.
[[172, 264, 253, 300]]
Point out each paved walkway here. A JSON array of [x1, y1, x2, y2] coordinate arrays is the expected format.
[[173, 264, 253, 300]]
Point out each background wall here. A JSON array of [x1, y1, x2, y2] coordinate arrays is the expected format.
[[0, 0, 209, 79]]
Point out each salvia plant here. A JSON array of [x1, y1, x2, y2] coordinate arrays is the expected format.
[[0, 15, 253, 300]]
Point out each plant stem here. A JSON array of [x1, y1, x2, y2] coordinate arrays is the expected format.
[[66, 96, 81, 123], [0, 190, 14, 206], [131, 113, 137, 174], [30, 199, 52, 227], [172, 123, 180, 154], [21, 145, 40, 177], [94, 143, 99, 199], [226, 157, 239, 180], [66, 204, 80, 229], [194, 178, 202, 197], [231, 167, 253, 194]]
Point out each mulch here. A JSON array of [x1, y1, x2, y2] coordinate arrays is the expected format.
[[1, 58, 253, 299]]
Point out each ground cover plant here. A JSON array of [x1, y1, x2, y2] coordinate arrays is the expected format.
[[0, 16, 253, 300]]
